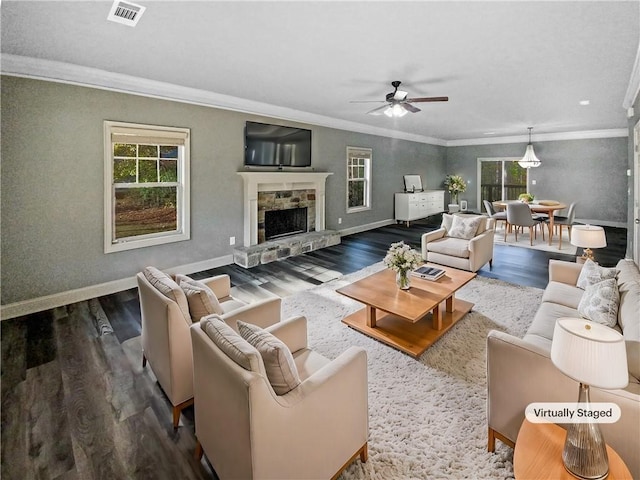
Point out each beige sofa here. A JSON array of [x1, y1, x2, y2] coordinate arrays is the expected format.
[[487, 259, 640, 478], [421, 214, 495, 272]]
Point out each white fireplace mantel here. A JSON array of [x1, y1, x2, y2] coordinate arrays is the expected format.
[[237, 171, 333, 247]]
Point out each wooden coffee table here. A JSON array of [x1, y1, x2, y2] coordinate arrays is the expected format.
[[337, 265, 476, 357]]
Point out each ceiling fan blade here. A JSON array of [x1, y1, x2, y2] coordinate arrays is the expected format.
[[406, 96, 449, 103], [366, 105, 388, 115], [350, 100, 387, 104], [402, 103, 421, 113]]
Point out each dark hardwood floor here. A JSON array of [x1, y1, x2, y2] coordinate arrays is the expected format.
[[1, 220, 627, 480]]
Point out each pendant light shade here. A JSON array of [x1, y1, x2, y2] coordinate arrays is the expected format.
[[518, 127, 542, 168]]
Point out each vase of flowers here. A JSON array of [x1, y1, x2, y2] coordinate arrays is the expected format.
[[444, 174, 467, 207], [383, 241, 422, 290]]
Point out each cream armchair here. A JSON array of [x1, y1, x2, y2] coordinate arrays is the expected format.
[[190, 315, 369, 480], [137, 266, 282, 428], [421, 214, 496, 272]]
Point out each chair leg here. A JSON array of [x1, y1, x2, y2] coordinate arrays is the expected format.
[[172, 398, 195, 429], [489, 258, 493, 269], [559, 225, 563, 250], [359, 443, 368, 463], [142, 354, 147, 368], [488, 427, 496, 452], [194, 439, 203, 460], [529, 226, 533, 246]]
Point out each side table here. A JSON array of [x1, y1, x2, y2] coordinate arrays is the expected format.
[[514, 419, 632, 479]]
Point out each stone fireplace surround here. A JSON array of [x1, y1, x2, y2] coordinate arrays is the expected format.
[[234, 171, 340, 268]]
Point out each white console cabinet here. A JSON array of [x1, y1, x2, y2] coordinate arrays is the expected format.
[[394, 190, 445, 225]]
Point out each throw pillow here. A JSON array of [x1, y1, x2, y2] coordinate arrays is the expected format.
[[180, 278, 224, 320], [577, 278, 620, 328], [237, 320, 301, 395], [576, 258, 617, 290], [441, 213, 454, 233], [201, 316, 261, 372], [447, 215, 483, 240]]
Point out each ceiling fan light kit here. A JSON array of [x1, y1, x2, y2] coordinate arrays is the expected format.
[[518, 127, 542, 168], [354, 81, 448, 118]]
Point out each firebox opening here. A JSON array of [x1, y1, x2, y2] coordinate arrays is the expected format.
[[265, 207, 308, 240]]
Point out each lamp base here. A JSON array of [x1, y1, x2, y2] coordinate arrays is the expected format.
[[580, 248, 595, 262], [562, 384, 609, 480]]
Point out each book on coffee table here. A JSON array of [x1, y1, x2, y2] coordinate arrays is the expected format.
[[411, 265, 445, 281]]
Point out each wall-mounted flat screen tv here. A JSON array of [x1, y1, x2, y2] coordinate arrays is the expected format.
[[244, 121, 312, 167]]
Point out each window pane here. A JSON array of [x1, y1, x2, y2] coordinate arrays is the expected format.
[[160, 145, 178, 158], [113, 158, 136, 183], [504, 161, 527, 200], [480, 161, 502, 203], [348, 181, 365, 208], [139, 160, 158, 183], [138, 144, 158, 157], [358, 166, 365, 179], [159, 160, 178, 182], [114, 187, 177, 239], [114, 143, 136, 157]]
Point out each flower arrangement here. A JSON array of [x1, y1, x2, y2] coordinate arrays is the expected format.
[[444, 174, 467, 204], [383, 241, 422, 289], [518, 192, 534, 203]]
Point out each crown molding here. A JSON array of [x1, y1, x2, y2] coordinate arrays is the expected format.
[[623, 41, 640, 109], [0, 54, 447, 146], [446, 129, 628, 147], [1, 54, 629, 148]]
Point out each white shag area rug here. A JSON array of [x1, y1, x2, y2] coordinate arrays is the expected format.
[[281, 262, 544, 480]]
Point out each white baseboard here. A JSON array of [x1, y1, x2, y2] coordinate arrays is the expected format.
[[575, 218, 627, 229], [0, 254, 233, 321], [339, 219, 396, 236]]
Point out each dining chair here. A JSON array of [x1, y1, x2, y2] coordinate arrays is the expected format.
[[505, 202, 542, 246], [484, 200, 507, 230], [547, 202, 577, 249]]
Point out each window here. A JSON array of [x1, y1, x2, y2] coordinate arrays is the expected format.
[[478, 157, 528, 206], [347, 147, 371, 212], [104, 121, 190, 253]]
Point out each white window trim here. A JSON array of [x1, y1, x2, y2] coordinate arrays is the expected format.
[[346, 147, 372, 213], [104, 121, 190, 253]]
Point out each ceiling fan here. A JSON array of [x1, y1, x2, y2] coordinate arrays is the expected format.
[[352, 81, 448, 117]]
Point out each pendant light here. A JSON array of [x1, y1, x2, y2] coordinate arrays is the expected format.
[[518, 127, 542, 168]]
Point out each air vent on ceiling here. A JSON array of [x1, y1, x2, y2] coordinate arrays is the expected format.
[[107, 0, 146, 27]]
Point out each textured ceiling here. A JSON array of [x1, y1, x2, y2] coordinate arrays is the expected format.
[[2, 1, 639, 143]]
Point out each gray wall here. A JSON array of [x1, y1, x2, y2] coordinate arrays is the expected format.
[[1, 76, 445, 305], [446, 138, 629, 224]]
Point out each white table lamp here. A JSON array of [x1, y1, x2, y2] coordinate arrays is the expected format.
[[570, 225, 607, 261], [551, 318, 628, 480]]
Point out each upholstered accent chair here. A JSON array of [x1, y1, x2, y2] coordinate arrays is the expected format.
[[190, 315, 369, 480], [547, 201, 577, 249], [421, 213, 495, 272], [137, 266, 283, 428]]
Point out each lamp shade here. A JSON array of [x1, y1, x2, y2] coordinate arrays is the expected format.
[[518, 144, 542, 168], [570, 225, 607, 249], [551, 318, 628, 389]]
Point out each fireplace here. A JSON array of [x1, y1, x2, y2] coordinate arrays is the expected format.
[[265, 207, 308, 240]]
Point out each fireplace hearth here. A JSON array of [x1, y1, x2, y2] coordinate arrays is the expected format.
[[265, 207, 308, 240]]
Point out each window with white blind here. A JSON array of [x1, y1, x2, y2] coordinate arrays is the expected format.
[[346, 147, 372, 213], [104, 121, 190, 253]]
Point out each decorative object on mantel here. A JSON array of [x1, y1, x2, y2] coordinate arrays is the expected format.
[[571, 224, 607, 261], [518, 127, 542, 168], [383, 241, 422, 290], [550, 318, 628, 480], [444, 174, 466, 212]]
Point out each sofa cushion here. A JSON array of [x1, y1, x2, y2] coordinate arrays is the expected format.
[[616, 259, 640, 293], [179, 278, 224, 320], [201, 316, 261, 372], [541, 281, 584, 310], [577, 278, 619, 328], [524, 302, 579, 343], [448, 215, 484, 240], [441, 213, 454, 234], [237, 320, 301, 395], [427, 237, 471, 259], [576, 259, 617, 290], [142, 266, 191, 323]]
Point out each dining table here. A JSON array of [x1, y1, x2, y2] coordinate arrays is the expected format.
[[494, 201, 568, 247]]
